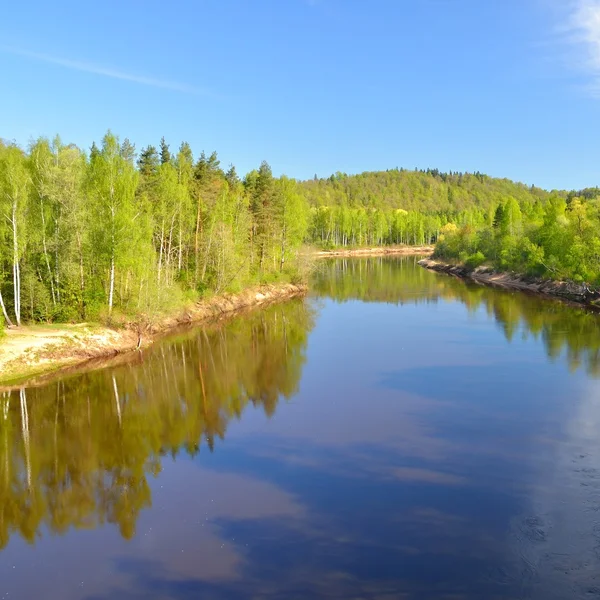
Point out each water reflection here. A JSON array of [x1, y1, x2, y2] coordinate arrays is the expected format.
[[3, 258, 600, 599], [314, 256, 600, 376], [0, 299, 314, 549]]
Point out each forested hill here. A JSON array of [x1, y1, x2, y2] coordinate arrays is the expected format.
[[299, 169, 556, 212], [0, 131, 586, 328]]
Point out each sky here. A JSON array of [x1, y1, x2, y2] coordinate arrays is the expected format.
[[1, 0, 599, 190]]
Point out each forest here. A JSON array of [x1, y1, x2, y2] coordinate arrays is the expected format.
[[0, 133, 309, 328], [0, 131, 577, 328], [434, 192, 600, 284]]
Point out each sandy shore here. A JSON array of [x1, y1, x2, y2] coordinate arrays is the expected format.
[[0, 246, 433, 387], [0, 283, 306, 388], [314, 245, 433, 258]]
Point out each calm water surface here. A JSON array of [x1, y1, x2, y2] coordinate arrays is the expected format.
[[2, 256, 600, 599]]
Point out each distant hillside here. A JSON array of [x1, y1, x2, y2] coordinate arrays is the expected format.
[[300, 169, 559, 213]]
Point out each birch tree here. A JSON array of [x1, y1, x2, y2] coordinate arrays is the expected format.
[[274, 177, 308, 272], [0, 145, 30, 326], [87, 132, 139, 316]]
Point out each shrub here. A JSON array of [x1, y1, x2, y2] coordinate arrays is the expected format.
[[465, 251, 486, 269]]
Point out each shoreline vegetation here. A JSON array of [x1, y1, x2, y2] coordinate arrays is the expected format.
[[0, 133, 557, 340], [419, 258, 600, 309], [2, 129, 598, 385], [421, 189, 600, 309], [0, 243, 434, 388], [0, 243, 433, 388], [0, 282, 306, 389]]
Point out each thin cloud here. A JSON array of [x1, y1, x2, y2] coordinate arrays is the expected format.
[[563, 0, 600, 95], [1, 46, 213, 97]]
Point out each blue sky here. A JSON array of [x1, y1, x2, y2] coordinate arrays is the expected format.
[[1, 0, 599, 190]]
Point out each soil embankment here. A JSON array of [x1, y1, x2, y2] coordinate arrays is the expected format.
[[419, 258, 600, 308], [0, 283, 306, 388], [315, 245, 433, 258]]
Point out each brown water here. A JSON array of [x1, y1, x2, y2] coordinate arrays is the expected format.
[[2, 256, 600, 599]]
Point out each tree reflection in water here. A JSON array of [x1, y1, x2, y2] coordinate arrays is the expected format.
[[0, 298, 314, 548], [314, 256, 600, 376]]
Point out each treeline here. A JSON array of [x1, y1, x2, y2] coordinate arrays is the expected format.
[[0, 133, 308, 326], [0, 130, 577, 326], [302, 168, 553, 248], [434, 194, 600, 284], [0, 299, 313, 547]]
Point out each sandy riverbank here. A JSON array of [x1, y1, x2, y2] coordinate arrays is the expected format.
[[0, 283, 306, 388], [0, 246, 433, 387], [314, 245, 433, 258], [419, 258, 600, 308]]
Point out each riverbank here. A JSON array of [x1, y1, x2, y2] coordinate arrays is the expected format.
[[314, 245, 433, 258], [0, 283, 306, 388], [0, 246, 431, 387], [419, 258, 600, 308]]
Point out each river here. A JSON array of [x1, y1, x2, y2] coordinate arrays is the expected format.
[[1, 256, 600, 599]]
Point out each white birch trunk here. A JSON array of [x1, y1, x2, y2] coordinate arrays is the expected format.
[[12, 201, 21, 326], [108, 253, 115, 315], [39, 198, 57, 306], [157, 220, 165, 286], [0, 290, 13, 327]]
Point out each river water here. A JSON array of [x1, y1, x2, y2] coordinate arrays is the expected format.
[[2, 256, 600, 599]]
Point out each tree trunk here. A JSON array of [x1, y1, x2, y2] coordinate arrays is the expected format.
[[178, 217, 183, 273], [76, 233, 86, 319], [201, 219, 215, 282], [194, 194, 203, 285], [280, 221, 287, 272], [108, 253, 115, 315], [12, 202, 21, 326], [0, 290, 13, 327], [39, 198, 57, 306], [157, 220, 165, 286], [54, 216, 61, 304], [166, 213, 176, 285]]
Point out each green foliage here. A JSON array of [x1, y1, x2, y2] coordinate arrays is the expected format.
[[435, 193, 600, 284], [0, 130, 591, 325], [465, 251, 486, 269], [301, 168, 555, 249], [0, 133, 311, 325]]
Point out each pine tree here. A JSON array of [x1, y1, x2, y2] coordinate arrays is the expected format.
[[120, 138, 136, 164], [159, 137, 171, 165], [225, 164, 239, 188], [137, 145, 159, 178]]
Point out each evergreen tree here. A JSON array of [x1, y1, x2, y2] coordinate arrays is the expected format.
[[159, 137, 171, 165], [120, 138, 136, 164], [225, 164, 239, 188], [137, 145, 159, 178]]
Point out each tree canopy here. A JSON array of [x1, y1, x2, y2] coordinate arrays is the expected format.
[[0, 131, 589, 326]]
